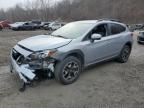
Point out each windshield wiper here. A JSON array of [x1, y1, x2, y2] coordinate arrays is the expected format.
[[51, 35, 68, 39]]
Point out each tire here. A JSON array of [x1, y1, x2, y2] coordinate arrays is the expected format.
[[54, 56, 82, 85], [137, 41, 144, 44], [117, 45, 131, 63], [18, 27, 22, 31], [49, 28, 52, 31], [137, 41, 141, 44], [32, 27, 36, 31]]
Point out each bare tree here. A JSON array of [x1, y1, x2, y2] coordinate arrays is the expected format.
[[0, 0, 144, 23]]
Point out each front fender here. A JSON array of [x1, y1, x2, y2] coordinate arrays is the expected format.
[[53, 49, 84, 62]]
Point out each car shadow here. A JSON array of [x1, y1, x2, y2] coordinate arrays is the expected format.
[[17, 60, 117, 92], [83, 59, 116, 73]]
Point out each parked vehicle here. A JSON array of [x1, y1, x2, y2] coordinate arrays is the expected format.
[[31, 20, 41, 25], [0, 20, 11, 28], [43, 24, 49, 30], [31, 20, 42, 29], [10, 19, 133, 90], [10, 22, 36, 31], [10, 22, 24, 28], [137, 31, 144, 44], [0, 24, 2, 31], [49, 22, 66, 30], [131, 24, 144, 31], [40, 22, 51, 29], [43, 22, 55, 30]]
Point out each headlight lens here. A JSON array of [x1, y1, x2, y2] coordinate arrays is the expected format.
[[29, 50, 57, 59]]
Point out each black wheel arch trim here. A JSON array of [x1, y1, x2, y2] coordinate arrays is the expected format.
[[125, 41, 132, 49], [57, 49, 85, 65]]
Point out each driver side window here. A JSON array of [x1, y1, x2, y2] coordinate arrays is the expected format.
[[92, 24, 108, 37], [84, 23, 108, 41]]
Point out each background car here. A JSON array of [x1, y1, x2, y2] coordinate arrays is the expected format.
[[10, 22, 23, 30], [43, 22, 55, 30], [0, 20, 11, 28], [10, 22, 36, 31], [30, 20, 42, 29], [137, 31, 144, 44], [40, 22, 51, 29], [0, 24, 2, 30], [48, 22, 66, 30]]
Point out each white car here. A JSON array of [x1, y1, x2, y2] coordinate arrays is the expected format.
[[49, 23, 65, 30], [9, 22, 25, 28]]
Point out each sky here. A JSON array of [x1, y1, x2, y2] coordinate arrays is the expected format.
[[0, 0, 26, 9], [0, 0, 61, 9]]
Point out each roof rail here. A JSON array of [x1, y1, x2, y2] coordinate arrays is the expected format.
[[98, 18, 121, 22]]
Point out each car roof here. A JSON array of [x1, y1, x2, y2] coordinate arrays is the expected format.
[[73, 20, 126, 27], [74, 20, 121, 24], [74, 20, 98, 24]]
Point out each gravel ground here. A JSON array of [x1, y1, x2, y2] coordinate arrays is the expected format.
[[0, 30, 144, 108]]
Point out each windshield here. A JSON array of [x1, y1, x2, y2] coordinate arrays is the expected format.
[[51, 22, 95, 39]]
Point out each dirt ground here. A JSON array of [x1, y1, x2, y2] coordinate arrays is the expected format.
[[0, 30, 144, 108]]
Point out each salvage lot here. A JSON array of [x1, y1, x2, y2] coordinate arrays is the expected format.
[[0, 30, 144, 108]]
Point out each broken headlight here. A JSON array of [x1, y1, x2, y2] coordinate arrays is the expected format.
[[29, 50, 57, 60]]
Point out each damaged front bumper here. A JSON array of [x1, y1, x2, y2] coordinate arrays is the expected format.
[[10, 55, 36, 83], [10, 45, 55, 84]]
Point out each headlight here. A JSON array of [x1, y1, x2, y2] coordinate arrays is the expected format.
[[29, 50, 57, 59]]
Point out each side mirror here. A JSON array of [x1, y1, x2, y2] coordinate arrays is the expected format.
[[91, 34, 102, 42]]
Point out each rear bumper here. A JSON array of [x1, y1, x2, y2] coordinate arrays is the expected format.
[[10, 55, 36, 83]]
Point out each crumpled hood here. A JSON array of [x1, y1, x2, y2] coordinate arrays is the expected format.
[[18, 35, 72, 51]]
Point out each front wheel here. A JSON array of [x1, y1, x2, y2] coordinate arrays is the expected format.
[[54, 56, 82, 85], [117, 45, 131, 63]]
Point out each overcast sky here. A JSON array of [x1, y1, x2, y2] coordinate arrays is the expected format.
[[0, 0, 61, 9]]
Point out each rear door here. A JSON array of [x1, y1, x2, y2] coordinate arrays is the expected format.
[[105, 23, 127, 55], [82, 22, 127, 65]]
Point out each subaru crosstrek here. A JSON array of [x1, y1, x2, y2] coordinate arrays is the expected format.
[[10, 19, 133, 87]]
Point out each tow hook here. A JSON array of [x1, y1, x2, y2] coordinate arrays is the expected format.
[[19, 82, 26, 92], [19, 81, 36, 92]]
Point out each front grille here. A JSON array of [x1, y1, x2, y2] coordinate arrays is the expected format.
[[12, 49, 21, 60], [12, 49, 25, 64]]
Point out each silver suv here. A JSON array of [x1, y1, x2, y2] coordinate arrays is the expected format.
[[10, 20, 133, 87]]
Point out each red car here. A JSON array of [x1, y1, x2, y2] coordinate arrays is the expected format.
[[0, 23, 3, 30], [0, 20, 11, 29]]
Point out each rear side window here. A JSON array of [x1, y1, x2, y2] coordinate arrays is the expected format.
[[110, 23, 126, 35]]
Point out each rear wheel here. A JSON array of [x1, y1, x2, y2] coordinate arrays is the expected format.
[[32, 27, 36, 31], [117, 45, 131, 63], [54, 56, 82, 85], [137, 41, 141, 44]]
